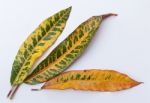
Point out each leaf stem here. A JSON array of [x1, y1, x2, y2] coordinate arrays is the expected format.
[[7, 86, 14, 98], [7, 85, 20, 99], [31, 88, 41, 91]]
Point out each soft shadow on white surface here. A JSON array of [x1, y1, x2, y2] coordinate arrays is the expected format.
[[0, 0, 150, 103]]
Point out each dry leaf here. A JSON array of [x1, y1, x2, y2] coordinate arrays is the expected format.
[[41, 69, 141, 91]]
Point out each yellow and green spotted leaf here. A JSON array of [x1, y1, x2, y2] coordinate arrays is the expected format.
[[10, 7, 72, 86], [25, 13, 117, 85], [41, 69, 141, 91]]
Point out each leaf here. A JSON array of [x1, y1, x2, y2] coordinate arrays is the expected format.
[[41, 69, 142, 91], [10, 6, 72, 86], [25, 13, 117, 85]]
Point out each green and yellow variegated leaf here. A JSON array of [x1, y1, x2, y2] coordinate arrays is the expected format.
[[10, 7, 72, 86], [25, 13, 117, 85], [41, 69, 141, 91]]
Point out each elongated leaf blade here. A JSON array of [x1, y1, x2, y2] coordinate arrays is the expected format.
[[42, 69, 141, 91], [11, 7, 72, 85], [25, 13, 117, 85]]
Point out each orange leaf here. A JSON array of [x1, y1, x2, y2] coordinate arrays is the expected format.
[[41, 69, 142, 92]]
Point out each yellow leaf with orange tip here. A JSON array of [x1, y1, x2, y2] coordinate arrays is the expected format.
[[41, 69, 142, 91]]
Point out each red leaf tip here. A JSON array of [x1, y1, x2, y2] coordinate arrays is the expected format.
[[102, 13, 118, 20]]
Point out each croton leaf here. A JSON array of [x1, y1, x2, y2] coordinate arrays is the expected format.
[[41, 69, 141, 91], [25, 13, 117, 85], [8, 7, 71, 99], [10, 7, 72, 86]]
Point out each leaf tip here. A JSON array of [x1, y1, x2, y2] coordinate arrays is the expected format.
[[102, 13, 118, 20], [132, 81, 143, 88], [138, 81, 144, 85], [67, 6, 72, 11]]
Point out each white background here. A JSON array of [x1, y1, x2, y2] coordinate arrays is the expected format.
[[0, 0, 150, 103]]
